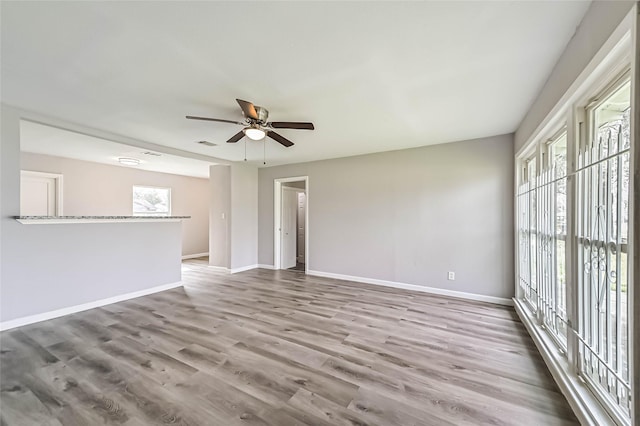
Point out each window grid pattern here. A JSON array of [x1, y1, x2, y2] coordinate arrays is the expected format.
[[517, 179, 537, 312], [517, 70, 633, 425], [540, 137, 569, 345], [517, 138, 568, 346], [576, 107, 631, 418]]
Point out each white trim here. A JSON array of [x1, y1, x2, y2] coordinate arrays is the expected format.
[[199, 264, 262, 274], [306, 269, 513, 306], [0, 282, 183, 331], [514, 299, 616, 426], [258, 264, 275, 270], [629, 5, 639, 423], [20, 170, 63, 180], [282, 186, 305, 269], [205, 265, 230, 272], [230, 264, 259, 274], [20, 170, 64, 216], [181, 252, 209, 260], [274, 176, 309, 272]]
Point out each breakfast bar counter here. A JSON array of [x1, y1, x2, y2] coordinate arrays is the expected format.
[[15, 215, 190, 224]]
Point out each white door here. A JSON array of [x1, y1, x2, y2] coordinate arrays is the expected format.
[[20, 172, 60, 216], [281, 188, 298, 269], [297, 192, 306, 263]]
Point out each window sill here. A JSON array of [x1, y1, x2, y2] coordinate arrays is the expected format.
[[514, 298, 624, 426]]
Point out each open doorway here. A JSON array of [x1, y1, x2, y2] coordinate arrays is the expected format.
[[274, 176, 308, 272]]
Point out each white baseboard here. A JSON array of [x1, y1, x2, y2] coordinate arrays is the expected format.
[[514, 299, 615, 426], [257, 264, 275, 270], [0, 282, 183, 331], [230, 264, 259, 274], [181, 252, 209, 260], [306, 269, 513, 306], [193, 264, 257, 274]]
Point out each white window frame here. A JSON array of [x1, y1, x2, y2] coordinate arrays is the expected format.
[[575, 70, 632, 423], [132, 185, 172, 217], [513, 8, 636, 425]]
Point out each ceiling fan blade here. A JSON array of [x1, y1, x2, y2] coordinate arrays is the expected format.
[[186, 116, 244, 125], [236, 99, 258, 120], [267, 131, 294, 147], [269, 122, 315, 130], [227, 130, 245, 143]]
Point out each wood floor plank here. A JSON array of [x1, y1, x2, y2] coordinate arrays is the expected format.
[[0, 258, 578, 425], [286, 388, 383, 426]]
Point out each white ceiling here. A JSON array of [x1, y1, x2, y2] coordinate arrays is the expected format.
[[1, 1, 591, 167], [21, 121, 215, 178]]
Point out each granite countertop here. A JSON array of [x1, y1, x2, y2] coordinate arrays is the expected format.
[[15, 216, 191, 224], [15, 216, 191, 220]]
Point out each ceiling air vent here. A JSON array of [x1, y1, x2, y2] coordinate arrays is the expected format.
[[142, 151, 161, 156], [197, 141, 217, 147]]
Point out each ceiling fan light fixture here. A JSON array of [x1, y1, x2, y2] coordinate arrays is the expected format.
[[244, 125, 266, 141], [118, 157, 140, 166]]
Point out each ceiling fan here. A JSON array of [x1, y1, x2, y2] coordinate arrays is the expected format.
[[186, 99, 314, 147]]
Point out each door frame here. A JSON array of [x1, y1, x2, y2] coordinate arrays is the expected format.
[[281, 186, 304, 269], [274, 176, 308, 271], [20, 170, 64, 216]]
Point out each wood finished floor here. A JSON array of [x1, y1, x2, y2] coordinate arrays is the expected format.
[[0, 258, 578, 425]]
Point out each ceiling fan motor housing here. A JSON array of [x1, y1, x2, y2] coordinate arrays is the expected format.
[[254, 106, 269, 124]]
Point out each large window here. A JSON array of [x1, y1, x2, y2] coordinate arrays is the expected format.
[[515, 72, 633, 424], [540, 130, 569, 345], [132, 186, 171, 216], [517, 157, 538, 311], [517, 131, 568, 346], [576, 77, 631, 419]]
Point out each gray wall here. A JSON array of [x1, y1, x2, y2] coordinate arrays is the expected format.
[[209, 165, 231, 268], [207, 163, 258, 270], [259, 134, 515, 299], [2, 221, 182, 322], [1, 104, 182, 323], [230, 163, 258, 270], [21, 152, 209, 257], [515, 0, 636, 152]]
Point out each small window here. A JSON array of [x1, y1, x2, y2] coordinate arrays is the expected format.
[[549, 132, 567, 179], [525, 157, 537, 183], [132, 186, 171, 216]]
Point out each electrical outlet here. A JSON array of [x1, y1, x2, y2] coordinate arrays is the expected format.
[[448, 272, 455, 280]]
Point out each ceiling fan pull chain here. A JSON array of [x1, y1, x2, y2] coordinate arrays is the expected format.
[[263, 140, 266, 165], [244, 139, 247, 162]]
